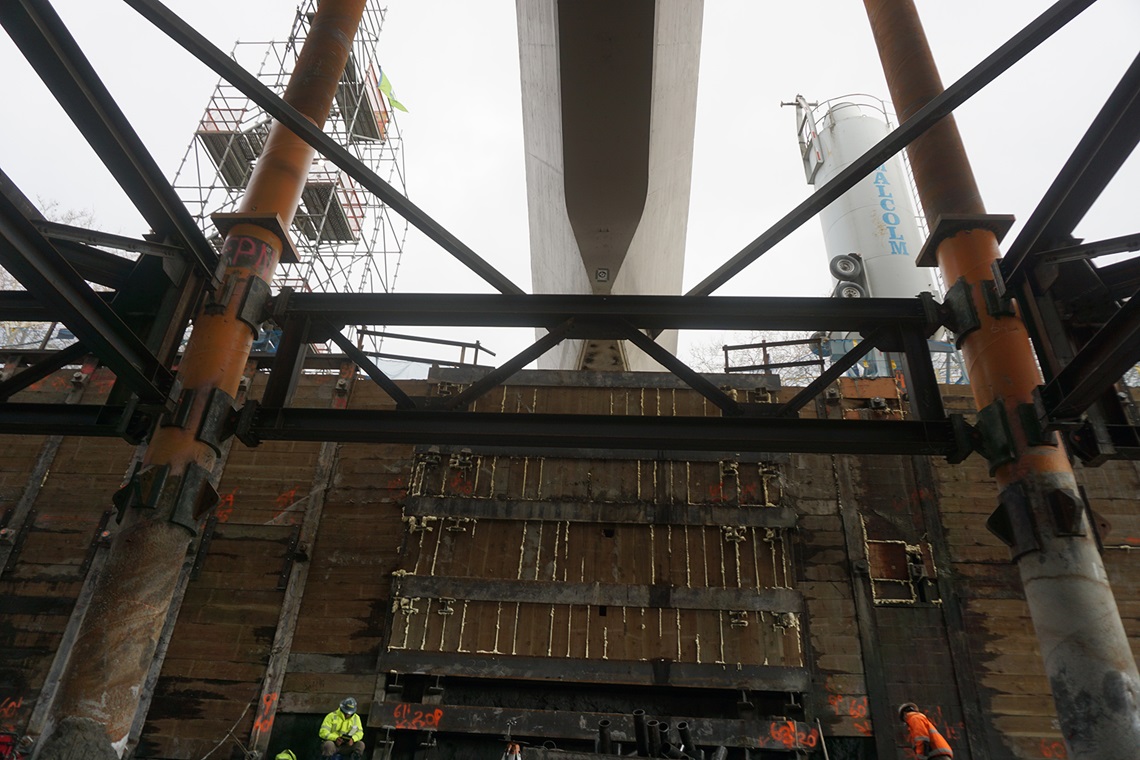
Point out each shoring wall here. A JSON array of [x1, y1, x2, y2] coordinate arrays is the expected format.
[[0, 368, 1137, 760]]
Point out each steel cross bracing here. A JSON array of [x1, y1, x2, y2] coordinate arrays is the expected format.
[[0, 0, 1136, 460]]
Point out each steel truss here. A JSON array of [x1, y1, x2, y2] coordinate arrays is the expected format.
[[0, 0, 1136, 462]]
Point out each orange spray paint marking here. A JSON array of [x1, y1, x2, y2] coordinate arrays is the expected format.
[[253, 692, 278, 734], [0, 696, 23, 719], [448, 471, 473, 496], [1040, 739, 1068, 758], [392, 704, 443, 730], [216, 491, 236, 522]]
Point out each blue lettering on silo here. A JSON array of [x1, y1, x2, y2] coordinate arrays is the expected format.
[[872, 164, 908, 255]]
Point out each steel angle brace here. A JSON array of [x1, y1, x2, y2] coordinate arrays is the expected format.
[[0, 343, 87, 401], [441, 320, 574, 410], [326, 327, 416, 410], [774, 327, 887, 418], [619, 323, 743, 416]]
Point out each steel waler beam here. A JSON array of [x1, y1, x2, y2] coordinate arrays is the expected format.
[[864, 2, 1140, 759], [37, 1, 369, 754]]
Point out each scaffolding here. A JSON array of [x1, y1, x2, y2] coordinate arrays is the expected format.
[[172, 1, 408, 320]]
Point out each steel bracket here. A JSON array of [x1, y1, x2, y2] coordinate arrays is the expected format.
[[112, 463, 169, 521], [1017, 401, 1055, 447], [986, 482, 1041, 559], [980, 279, 1016, 318], [971, 400, 1018, 474], [171, 461, 218, 532], [111, 461, 216, 534], [237, 276, 272, 335], [197, 387, 236, 455], [161, 385, 194, 429], [115, 397, 156, 445], [940, 278, 981, 347], [234, 400, 263, 447]]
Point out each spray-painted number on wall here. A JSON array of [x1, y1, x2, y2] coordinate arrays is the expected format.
[[0, 697, 23, 719], [767, 721, 818, 750], [392, 704, 443, 731]]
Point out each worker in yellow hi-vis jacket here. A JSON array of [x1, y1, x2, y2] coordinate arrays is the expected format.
[[319, 698, 365, 760]]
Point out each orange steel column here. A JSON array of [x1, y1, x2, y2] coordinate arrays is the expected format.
[[41, 1, 367, 755], [864, 2, 1140, 759]]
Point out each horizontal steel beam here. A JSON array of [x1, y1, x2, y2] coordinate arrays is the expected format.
[[688, 0, 1096, 296], [396, 577, 803, 613], [376, 650, 809, 692], [404, 496, 797, 527], [242, 406, 958, 455], [0, 0, 217, 280], [0, 403, 129, 437], [124, 0, 521, 296], [282, 292, 936, 331], [364, 703, 820, 752]]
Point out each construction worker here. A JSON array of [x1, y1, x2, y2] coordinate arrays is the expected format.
[[320, 697, 365, 760], [898, 703, 953, 759]]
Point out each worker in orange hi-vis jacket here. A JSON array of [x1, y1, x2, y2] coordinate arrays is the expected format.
[[898, 703, 954, 759]]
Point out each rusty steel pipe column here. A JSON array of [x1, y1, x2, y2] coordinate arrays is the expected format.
[[42, 2, 367, 755], [863, 2, 1140, 758]]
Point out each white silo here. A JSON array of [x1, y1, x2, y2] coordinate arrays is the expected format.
[[792, 94, 940, 300]]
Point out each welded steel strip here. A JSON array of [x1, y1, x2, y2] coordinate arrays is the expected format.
[[363, 704, 817, 752], [0, 0, 217, 279], [1040, 287, 1140, 421], [0, 192, 171, 401], [775, 328, 885, 418], [1001, 50, 1140, 285], [292, 292, 931, 331], [247, 407, 958, 455], [376, 650, 809, 691], [404, 495, 797, 527], [619, 322, 744, 415], [688, 0, 1097, 297], [123, 0, 523, 296], [0, 343, 87, 400], [442, 320, 574, 410], [326, 327, 415, 410], [396, 576, 802, 612]]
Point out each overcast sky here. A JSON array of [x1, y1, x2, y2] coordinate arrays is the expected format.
[[1, 1, 1137, 368]]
